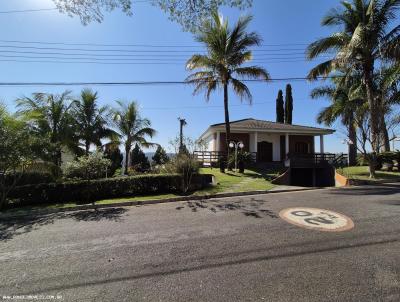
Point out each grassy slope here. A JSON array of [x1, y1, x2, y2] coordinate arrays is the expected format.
[[197, 167, 280, 194], [340, 166, 400, 180]]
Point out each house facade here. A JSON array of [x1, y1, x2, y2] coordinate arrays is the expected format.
[[197, 118, 335, 163]]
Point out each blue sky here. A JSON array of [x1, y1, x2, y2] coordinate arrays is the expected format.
[[0, 0, 353, 153]]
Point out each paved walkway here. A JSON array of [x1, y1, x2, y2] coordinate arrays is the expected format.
[[269, 185, 309, 191]]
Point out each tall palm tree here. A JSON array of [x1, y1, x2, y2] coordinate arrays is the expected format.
[[72, 89, 115, 154], [375, 66, 400, 151], [16, 91, 77, 166], [185, 11, 270, 154], [306, 0, 400, 176], [112, 101, 156, 174], [311, 77, 364, 166]]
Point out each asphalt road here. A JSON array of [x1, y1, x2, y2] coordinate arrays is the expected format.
[[1, 184, 400, 302]]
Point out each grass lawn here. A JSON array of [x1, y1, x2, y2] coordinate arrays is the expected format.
[[2, 166, 283, 215], [339, 166, 400, 181], [196, 167, 281, 195]]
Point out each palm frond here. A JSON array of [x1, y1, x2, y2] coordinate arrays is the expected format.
[[306, 33, 350, 59], [231, 78, 252, 103], [233, 66, 270, 81]]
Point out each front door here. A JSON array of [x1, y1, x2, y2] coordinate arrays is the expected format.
[[257, 141, 273, 162]]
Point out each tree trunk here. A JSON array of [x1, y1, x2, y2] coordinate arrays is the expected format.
[[85, 140, 90, 155], [348, 117, 357, 166], [380, 114, 390, 152], [363, 63, 378, 178], [223, 83, 231, 154], [124, 144, 130, 175]]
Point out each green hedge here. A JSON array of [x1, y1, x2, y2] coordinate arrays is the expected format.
[[8, 174, 214, 207], [4, 171, 56, 186], [9, 174, 183, 206]]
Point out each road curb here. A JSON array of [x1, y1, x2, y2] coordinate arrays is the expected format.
[[0, 187, 324, 219]]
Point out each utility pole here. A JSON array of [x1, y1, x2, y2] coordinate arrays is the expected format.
[[178, 117, 187, 153]]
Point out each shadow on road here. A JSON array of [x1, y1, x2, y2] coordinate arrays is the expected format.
[[0, 208, 128, 241], [176, 197, 278, 219], [13, 235, 400, 296]]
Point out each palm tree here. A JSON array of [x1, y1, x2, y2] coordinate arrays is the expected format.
[[311, 77, 364, 166], [185, 11, 270, 155], [375, 66, 400, 151], [306, 0, 400, 177], [16, 91, 77, 166], [72, 89, 115, 154], [112, 100, 156, 174]]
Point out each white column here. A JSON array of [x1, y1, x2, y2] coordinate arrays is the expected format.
[[320, 135, 324, 154], [254, 132, 258, 152], [216, 132, 220, 151], [285, 133, 289, 156]]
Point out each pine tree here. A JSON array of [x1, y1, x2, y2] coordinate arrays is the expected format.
[[152, 145, 169, 165], [285, 84, 293, 124], [276, 90, 284, 123], [130, 144, 150, 172]]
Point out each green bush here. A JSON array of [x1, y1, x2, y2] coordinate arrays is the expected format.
[[228, 151, 253, 169], [9, 174, 183, 206], [4, 171, 55, 186], [63, 151, 111, 180], [162, 154, 199, 192]]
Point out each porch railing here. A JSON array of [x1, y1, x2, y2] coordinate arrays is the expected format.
[[194, 151, 257, 164], [288, 153, 348, 168]]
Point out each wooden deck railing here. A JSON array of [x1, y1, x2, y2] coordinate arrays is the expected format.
[[288, 153, 347, 168], [194, 151, 348, 168], [194, 151, 257, 164]]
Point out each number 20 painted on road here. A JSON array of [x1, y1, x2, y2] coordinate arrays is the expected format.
[[279, 207, 354, 232]]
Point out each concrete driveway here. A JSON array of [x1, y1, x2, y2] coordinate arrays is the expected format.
[[1, 184, 400, 301]]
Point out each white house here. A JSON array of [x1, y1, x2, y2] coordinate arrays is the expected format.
[[197, 118, 335, 163]]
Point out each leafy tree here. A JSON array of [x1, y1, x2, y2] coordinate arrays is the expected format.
[[112, 101, 156, 174], [152, 145, 169, 165], [186, 11, 270, 155], [306, 0, 400, 177], [130, 144, 150, 172], [103, 143, 123, 175], [285, 84, 293, 124], [53, 0, 132, 25], [72, 89, 115, 154], [53, 0, 252, 31], [16, 91, 77, 167], [154, 0, 252, 32], [276, 90, 284, 123], [0, 107, 36, 210]]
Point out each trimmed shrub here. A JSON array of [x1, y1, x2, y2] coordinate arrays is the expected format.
[[162, 154, 199, 193], [4, 171, 55, 186], [9, 174, 183, 206]]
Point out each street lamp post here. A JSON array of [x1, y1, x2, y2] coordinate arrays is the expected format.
[[229, 141, 244, 172]]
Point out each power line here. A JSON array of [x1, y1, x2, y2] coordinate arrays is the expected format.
[[140, 99, 312, 111], [0, 39, 311, 48], [0, 1, 152, 14], [0, 44, 308, 53], [0, 54, 321, 62], [0, 77, 343, 87], [0, 58, 321, 65], [0, 8, 57, 14], [0, 49, 314, 58]]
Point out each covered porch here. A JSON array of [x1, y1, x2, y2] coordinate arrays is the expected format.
[[201, 131, 326, 163]]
